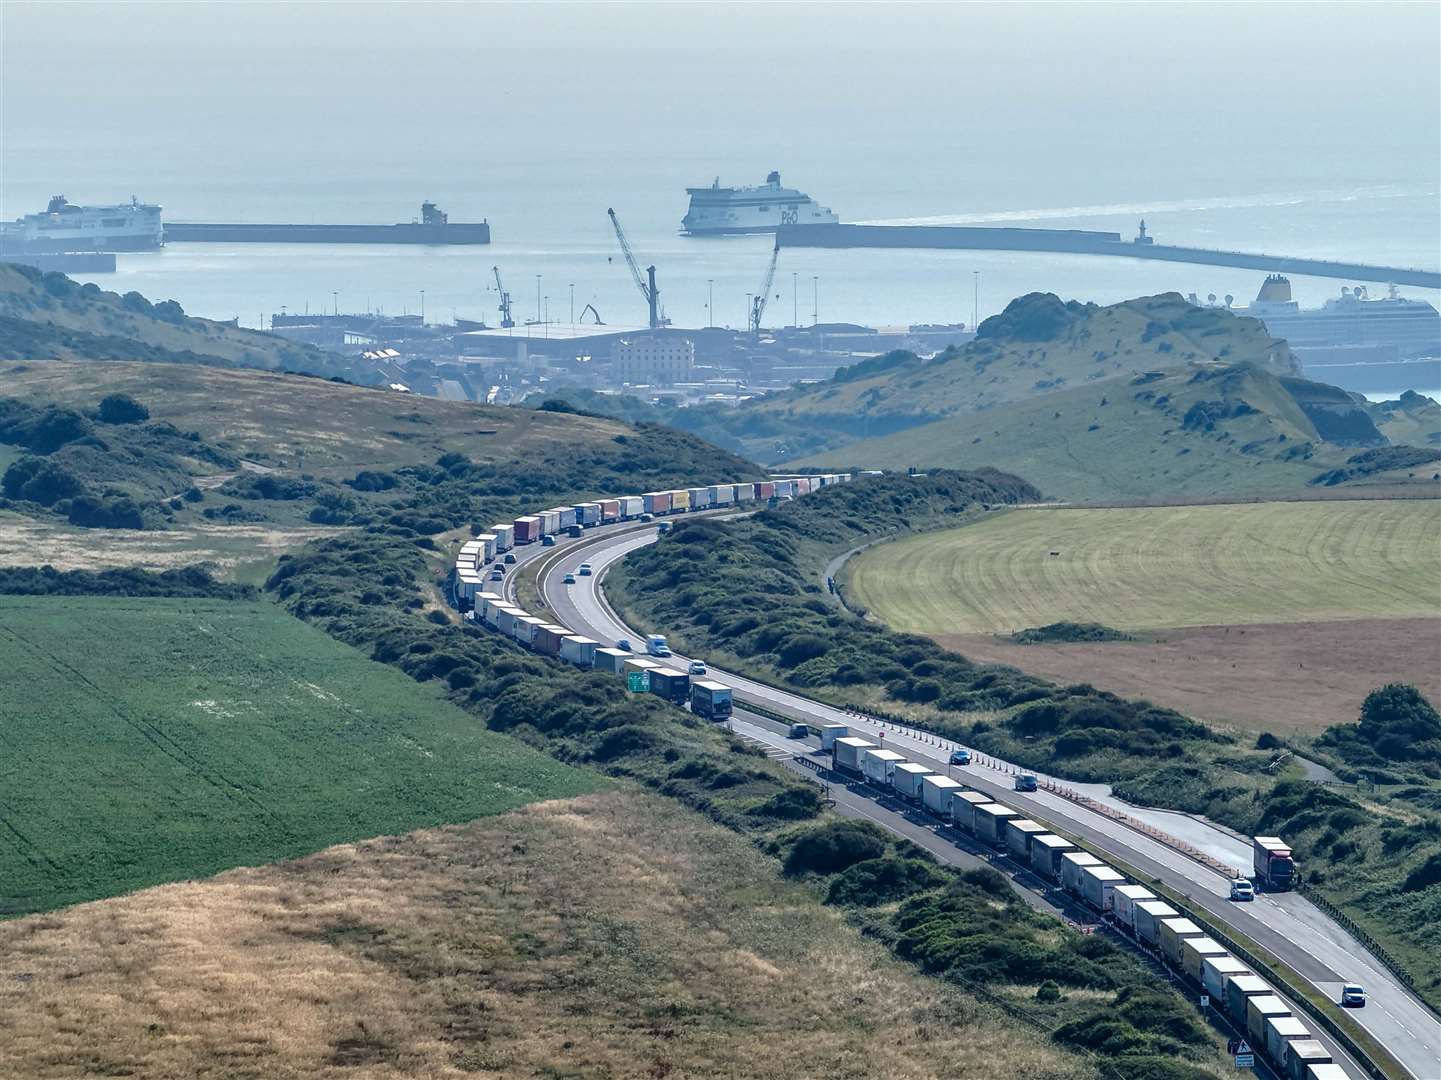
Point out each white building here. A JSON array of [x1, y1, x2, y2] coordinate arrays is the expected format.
[[612, 335, 695, 385]]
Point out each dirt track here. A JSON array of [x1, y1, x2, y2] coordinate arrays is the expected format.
[[936, 617, 1441, 735]]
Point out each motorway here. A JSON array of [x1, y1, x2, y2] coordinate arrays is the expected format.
[[494, 520, 1439, 1080]]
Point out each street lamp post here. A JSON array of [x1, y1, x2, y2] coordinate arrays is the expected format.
[[569, 283, 575, 325], [707, 279, 714, 327], [536, 274, 542, 324], [420, 289, 425, 324], [812, 276, 818, 326], [792, 271, 798, 328], [332, 291, 338, 317]]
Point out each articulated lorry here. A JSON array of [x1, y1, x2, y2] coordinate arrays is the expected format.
[[690, 680, 732, 720], [1253, 836, 1297, 890]]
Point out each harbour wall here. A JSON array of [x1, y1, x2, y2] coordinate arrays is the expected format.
[[165, 222, 490, 245], [777, 224, 1441, 289]]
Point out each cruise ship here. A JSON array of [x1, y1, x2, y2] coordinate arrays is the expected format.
[[681, 171, 838, 236], [0, 195, 164, 253], [1206, 275, 1441, 393], [1236, 275, 1440, 359]]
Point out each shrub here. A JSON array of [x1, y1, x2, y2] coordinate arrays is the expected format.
[[96, 394, 150, 424], [1036, 980, 1062, 1003], [782, 820, 887, 876], [2, 457, 85, 505], [825, 856, 944, 906], [67, 495, 145, 530]]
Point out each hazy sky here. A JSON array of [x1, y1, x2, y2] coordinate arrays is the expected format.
[[5, 0, 1439, 219]]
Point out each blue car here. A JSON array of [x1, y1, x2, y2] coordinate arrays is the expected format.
[[950, 749, 972, 766], [616, 638, 632, 652]]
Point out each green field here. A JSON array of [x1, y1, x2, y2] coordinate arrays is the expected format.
[[0, 595, 599, 916], [846, 499, 1441, 634]]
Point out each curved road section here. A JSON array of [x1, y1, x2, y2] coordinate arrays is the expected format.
[[518, 522, 1438, 1080]]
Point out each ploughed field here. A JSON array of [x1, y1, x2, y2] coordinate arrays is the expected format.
[[0, 595, 597, 916], [846, 499, 1441, 733], [0, 790, 1082, 1080]]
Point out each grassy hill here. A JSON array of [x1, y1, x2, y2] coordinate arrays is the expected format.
[[0, 593, 598, 916], [0, 263, 345, 376], [798, 362, 1392, 501], [1373, 389, 1441, 448], [729, 292, 1299, 461], [0, 361, 762, 551]]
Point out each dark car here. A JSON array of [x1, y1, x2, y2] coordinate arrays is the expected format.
[[504, 552, 517, 564], [541, 534, 557, 547]]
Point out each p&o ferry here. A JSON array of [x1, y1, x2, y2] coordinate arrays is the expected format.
[[681, 171, 838, 236]]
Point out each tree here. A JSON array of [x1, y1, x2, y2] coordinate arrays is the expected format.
[[1358, 684, 1441, 762], [2, 457, 85, 505], [97, 394, 150, 425]]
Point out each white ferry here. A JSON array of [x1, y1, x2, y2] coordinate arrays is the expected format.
[[681, 171, 838, 236], [1, 195, 164, 253]]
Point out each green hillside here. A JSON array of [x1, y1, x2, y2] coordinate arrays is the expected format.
[[731, 292, 1299, 461], [0, 263, 345, 376], [0, 361, 762, 541], [0, 593, 598, 915], [797, 362, 1382, 501], [1373, 390, 1441, 448]]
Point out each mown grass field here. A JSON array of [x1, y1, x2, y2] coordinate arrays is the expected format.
[[0, 790, 1089, 1080], [847, 499, 1441, 635], [0, 595, 598, 916]]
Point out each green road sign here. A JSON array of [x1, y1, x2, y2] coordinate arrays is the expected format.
[[628, 671, 650, 692]]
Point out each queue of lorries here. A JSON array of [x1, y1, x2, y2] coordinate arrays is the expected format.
[[450, 471, 1358, 1080], [825, 727, 1358, 1080], [450, 474, 854, 720]]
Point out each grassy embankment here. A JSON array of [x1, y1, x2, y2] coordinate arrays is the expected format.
[[0, 262, 339, 374], [606, 475, 1441, 1007]]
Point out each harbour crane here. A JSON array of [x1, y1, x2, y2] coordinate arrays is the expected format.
[[749, 238, 781, 338], [492, 266, 514, 328], [607, 207, 668, 329]]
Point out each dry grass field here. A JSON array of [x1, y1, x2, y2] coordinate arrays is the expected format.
[[940, 618, 1441, 736], [0, 790, 1086, 1080]]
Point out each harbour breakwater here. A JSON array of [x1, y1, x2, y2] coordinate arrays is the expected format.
[[777, 223, 1441, 289]]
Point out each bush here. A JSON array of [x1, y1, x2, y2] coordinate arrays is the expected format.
[[1036, 979, 1062, 1003], [783, 820, 887, 876], [96, 394, 150, 424], [2, 457, 85, 506], [67, 495, 145, 529], [825, 856, 944, 906]]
